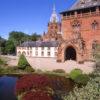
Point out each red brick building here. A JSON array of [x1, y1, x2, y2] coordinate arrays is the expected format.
[[57, 0, 100, 62]]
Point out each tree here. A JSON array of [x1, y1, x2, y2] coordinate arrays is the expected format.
[[5, 40, 15, 54], [0, 31, 41, 55], [8, 31, 30, 46], [18, 54, 30, 69], [0, 36, 6, 54], [30, 33, 41, 41]]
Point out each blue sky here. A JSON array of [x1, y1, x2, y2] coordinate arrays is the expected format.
[[0, 0, 76, 39]]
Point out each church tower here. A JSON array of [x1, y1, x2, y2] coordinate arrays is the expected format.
[[48, 5, 61, 33], [42, 5, 62, 41]]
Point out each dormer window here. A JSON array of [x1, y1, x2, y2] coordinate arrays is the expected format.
[[81, 0, 85, 4], [92, 20, 99, 30], [80, 0, 85, 7]]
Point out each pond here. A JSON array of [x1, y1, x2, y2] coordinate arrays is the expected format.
[[0, 76, 18, 100]]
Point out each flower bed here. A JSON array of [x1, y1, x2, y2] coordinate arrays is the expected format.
[[22, 91, 53, 100], [15, 74, 75, 100]]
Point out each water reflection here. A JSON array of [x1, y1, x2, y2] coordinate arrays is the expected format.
[[0, 76, 17, 100]]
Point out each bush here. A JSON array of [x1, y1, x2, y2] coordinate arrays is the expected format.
[[0, 58, 5, 65], [74, 74, 89, 85], [0, 66, 3, 73], [22, 91, 53, 100], [18, 54, 31, 70], [15, 74, 75, 100], [63, 73, 100, 100], [52, 69, 66, 73], [25, 66, 35, 72], [96, 61, 100, 68], [63, 67, 100, 100], [69, 69, 82, 80]]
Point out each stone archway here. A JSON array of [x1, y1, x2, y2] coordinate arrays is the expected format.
[[65, 46, 76, 61]]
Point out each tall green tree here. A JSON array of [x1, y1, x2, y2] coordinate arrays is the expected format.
[[5, 40, 15, 54], [9, 31, 30, 46], [31, 33, 41, 41], [1, 31, 41, 55], [0, 36, 6, 54]]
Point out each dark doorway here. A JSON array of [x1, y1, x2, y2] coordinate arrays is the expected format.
[[65, 46, 76, 60]]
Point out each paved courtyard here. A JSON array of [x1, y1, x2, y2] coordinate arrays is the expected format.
[[5, 55, 96, 74]]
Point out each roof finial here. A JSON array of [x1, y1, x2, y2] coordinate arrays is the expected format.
[[53, 4, 56, 13]]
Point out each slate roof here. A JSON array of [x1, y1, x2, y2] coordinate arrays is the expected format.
[[71, 0, 100, 10], [19, 41, 59, 47], [60, 0, 100, 14]]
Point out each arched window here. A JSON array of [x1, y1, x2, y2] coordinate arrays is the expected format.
[[22, 51, 26, 56], [92, 40, 97, 50], [18, 51, 21, 56], [41, 51, 44, 56], [71, 20, 81, 32], [72, 24, 81, 31], [91, 20, 99, 30]]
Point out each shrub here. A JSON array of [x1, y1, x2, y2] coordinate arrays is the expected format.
[[0, 66, 3, 73], [15, 74, 75, 100], [25, 66, 35, 72], [18, 54, 30, 70], [96, 61, 100, 68], [63, 75, 100, 100], [74, 74, 89, 85], [22, 91, 53, 100], [63, 67, 100, 100], [0, 58, 5, 65], [69, 69, 82, 80], [15, 74, 50, 95], [52, 69, 66, 73]]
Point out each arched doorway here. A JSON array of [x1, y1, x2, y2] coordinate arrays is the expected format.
[[65, 46, 76, 61]]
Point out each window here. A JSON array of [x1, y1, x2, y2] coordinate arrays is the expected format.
[[35, 51, 38, 56], [36, 47, 38, 50], [30, 47, 32, 50], [27, 51, 29, 55], [18, 51, 21, 56], [30, 51, 32, 55], [22, 51, 26, 55], [71, 21, 81, 32], [54, 47, 57, 51], [27, 47, 29, 50], [55, 52, 57, 56], [41, 51, 44, 56], [92, 20, 98, 30], [47, 47, 50, 50], [42, 47, 44, 50], [92, 40, 97, 50], [72, 23, 81, 32], [48, 52, 50, 56]]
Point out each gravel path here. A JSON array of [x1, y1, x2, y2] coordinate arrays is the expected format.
[[26, 57, 95, 74], [4, 55, 95, 74]]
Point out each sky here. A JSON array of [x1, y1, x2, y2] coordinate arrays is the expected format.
[[0, 0, 76, 39]]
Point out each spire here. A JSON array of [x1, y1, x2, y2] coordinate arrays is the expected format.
[[53, 4, 56, 13], [50, 4, 59, 23]]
